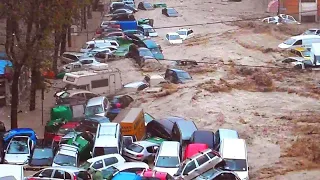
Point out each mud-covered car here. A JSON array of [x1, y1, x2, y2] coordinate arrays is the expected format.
[[164, 69, 192, 84], [162, 8, 179, 17], [138, 2, 154, 10]]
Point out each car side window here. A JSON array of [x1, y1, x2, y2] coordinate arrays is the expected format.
[[293, 40, 302, 45], [196, 154, 210, 166], [92, 160, 104, 169], [146, 146, 158, 153], [53, 170, 65, 179], [38, 169, 54, 178], [188, 30, 193, 35], [104, 157, 118, 166], [166, 34, 169, 40], [65, 172, 72, 180], [183, 160, 196, 175]]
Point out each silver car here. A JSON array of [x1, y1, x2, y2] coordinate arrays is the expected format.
[[123, 141, 159, 163]]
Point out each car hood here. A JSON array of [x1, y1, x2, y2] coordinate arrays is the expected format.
[[124, 81, 146, 88], [234, 171, 249, 180], [5, 153, 29, 165], [153, 167, 178, 176], [178, 35, 187, 40], [30, 158, 53, 166], [278, 43, 291, 49]]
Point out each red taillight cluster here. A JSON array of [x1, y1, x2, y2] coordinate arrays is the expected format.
[[73, 174, 77, 180], [96, 28, 102, 34], [136, 154, 143, 158]]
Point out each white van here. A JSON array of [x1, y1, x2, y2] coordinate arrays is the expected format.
[[278, 35, 320, 49], [153, 141, 181, 176], [0, 164, 24, 180], [219, 139, 249, 180], [80, 40, 119, 53], [310, 43, 320, 66], [92, 123, 123, 157], [63, 63, 123, 96]]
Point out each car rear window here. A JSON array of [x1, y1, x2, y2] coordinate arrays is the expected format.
[[93, 147, 118, 157], [126, 143, 144, 153]]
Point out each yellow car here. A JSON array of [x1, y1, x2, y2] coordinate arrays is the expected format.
[[290, 47, 311, 60]]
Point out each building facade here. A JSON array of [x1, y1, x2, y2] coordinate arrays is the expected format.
[[281, 0, 318, 22]]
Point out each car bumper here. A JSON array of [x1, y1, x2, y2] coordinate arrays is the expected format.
[[123, 154, 145, 162]]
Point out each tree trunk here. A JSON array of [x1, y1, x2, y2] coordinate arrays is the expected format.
[[29, 66, 37, 111], [52, 30, 61, 74], [82, 6, 87, 29], [60, 25, 67, 56], [88, 5, 92, 19], [11, 66, 21, 129], [67, 25, 72, 47]]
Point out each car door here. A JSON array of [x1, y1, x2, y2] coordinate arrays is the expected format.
[[181, 160, 197, 178], [146, 145, 159, 162], [103, 157, 118, 168]]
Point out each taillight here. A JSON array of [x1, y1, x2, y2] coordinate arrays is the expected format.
[[136, 154, 143, 158], [96, 29, 102, 34], [73, 174, 77, 180]]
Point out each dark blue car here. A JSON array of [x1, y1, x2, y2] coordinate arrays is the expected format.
[[3, 128, 37, 146]]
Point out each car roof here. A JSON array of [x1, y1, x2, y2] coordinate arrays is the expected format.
[[218, 128, 239, 139], [95, 136, 118, 147], [8, 128, 35, 133], [141, 169, 169, 178], [167, 32, 179, 36], [114, 162, 149, 171], [185, 144, 209, 159], [46, 166, 86, 173], [177, 28, 190, 32], [168, 68, 187, 73], [87, 154, 120, 162], [87, 96, 106, 106], [113, 172, 140, 180], [158, 141, 180, 156], [140, 24, 152, 28], [221, 139, 246, 159], [61, 122, 80, 128], [291, 34, 320, 40], [66, 89, 96, 95], [133, 140, 158, 147]]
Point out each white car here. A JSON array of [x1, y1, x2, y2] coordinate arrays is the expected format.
[[262, 14, 300, 25], [153, 141, 181, 176], [29, 166, 91, 180], [165, 32, 183, 44], [52, 144, 79, 167], [123, 141, 159, 163], [4, 136, 34, 165], [63, 57, 100, 71], [0, 164, 24, 180], [176, 28, 194, 40], [80, 154, 125, 171]]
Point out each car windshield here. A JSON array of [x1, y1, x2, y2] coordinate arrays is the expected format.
[[80, 161, 93, 169], [304, 30, 317, 35], [167, 8, 178, 15], [7, 139, 29, 154], [32, 148, 52, 159], [126, 143, 144, 153], [145, 28, 155, 33], [302, 51, 311, 57], [139, 49, 154, 57], [144, 113, 155, 124], [53, 154, 76, 166], [198, 168, 221, 179], [169, 34, 181, 40], [156, 156, 179, 168], [85, 105, 104, 116], [222, 159, 247, 171], [177, 31, 187, 35], [283, 38, 296, 45], [150, 47, 161, 54], [177, 72, 191, 80], [59, 92, 70, 99], [57, 127, 74, 136], [93, 147, 118, 157]]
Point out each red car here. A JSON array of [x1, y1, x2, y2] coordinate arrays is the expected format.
[[140, 169, 173, 180], [52, 122, 80, 143], [183, 143, 209, 160]]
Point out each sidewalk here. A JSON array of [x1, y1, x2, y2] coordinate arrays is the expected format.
[[0, 11, 104, 137]]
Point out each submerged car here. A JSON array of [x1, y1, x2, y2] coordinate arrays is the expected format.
[[4, 136, 34, 165], [127, 46, 155, 66], [176, 28, 194, 40], [162, 8, 179, 17], [123, 141, 159, 163], [164, 69, 192, 84], [138, 2, 154, 10], [54, 89, 98, 105], [138, 24, 158, 37], [165, 32, 182, 45]]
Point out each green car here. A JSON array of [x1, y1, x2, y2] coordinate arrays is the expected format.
[[138, 18, 154, 27], [153, 3, 167, 8], [145, 137, 165, 145]]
